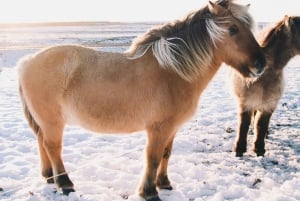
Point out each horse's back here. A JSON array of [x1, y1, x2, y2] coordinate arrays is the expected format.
[[18, 45, 128, 91]]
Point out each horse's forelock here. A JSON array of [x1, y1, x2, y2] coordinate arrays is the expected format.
[[216, 0, 230, 8], [226, 2, 254, 29]]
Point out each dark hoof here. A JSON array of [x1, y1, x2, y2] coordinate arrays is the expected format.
[[158, 185, 173, 190], [256, 152, 265, 157], [62, 188, 75, 195], [46, 178, 55, 184], [235, 152, 244, 157], [146, 196, 161, 201]]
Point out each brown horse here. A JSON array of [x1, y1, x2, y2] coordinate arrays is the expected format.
[[18, 1, 265, 201], [231, 15, 300, 157]]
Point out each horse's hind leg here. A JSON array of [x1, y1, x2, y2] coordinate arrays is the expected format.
[[253, 111, 272, 156], [156, 137, 174, 190], [36, 131, 54, 183], [234, 111, 252, 157], [20, 87, 54, 184], [41, 123, 75, 195]]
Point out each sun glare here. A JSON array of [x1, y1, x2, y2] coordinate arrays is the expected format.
[[0, 0, 204, 23], [0, 0, 299, 24]]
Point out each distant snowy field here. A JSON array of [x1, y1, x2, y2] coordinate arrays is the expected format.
[[0, 22, 300, 201]]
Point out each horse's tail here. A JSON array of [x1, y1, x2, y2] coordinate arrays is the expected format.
[[19, 85, 40, 135], [18, 55, 41, 135]]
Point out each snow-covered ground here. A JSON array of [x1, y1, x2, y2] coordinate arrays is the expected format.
[[0, 22, 300, 201]]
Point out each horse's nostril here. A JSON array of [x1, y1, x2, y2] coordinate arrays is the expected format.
[[254, 56, 266, 72]]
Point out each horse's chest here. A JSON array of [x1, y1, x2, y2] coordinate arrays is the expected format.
[[242, 81, 283, 112]]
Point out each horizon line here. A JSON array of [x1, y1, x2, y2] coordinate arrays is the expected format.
[[0, 20, 272, 27], [0, 20, 164, 27]]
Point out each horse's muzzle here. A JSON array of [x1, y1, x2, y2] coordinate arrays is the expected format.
[[250, 56, 266, 77]]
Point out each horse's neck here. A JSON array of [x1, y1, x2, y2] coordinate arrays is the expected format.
[[264, 36, 294, 70], [192, 61, 221, 95]]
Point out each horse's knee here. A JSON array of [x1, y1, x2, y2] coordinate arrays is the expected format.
[[162, 148, 171, 159]]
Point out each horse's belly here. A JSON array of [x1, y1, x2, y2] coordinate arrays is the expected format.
[[63, 105, 146, 134]]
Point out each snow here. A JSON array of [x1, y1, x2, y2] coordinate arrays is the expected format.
[[0, 22, 300, 201]]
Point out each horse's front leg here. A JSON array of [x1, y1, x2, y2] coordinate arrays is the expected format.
[[253, 111, 272, 156], [156, 137, 174, 190], [139, 124, 173, 201], [234, 110, 252, 157]]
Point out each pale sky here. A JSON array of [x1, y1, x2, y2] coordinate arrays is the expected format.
[[0, 0, 299, 23]]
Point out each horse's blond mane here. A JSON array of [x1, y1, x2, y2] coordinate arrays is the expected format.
[[125, 0, 253, 82]]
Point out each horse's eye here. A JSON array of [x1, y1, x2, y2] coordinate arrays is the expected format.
[[229, 25, 239, 35]]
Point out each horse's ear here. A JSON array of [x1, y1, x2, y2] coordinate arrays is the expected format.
[[289, 16, 295, 27], [245, 4, 251, 11], [287, 16, 300, 33], [208, 1, 226, 15], [284, 15, 292, 27]]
